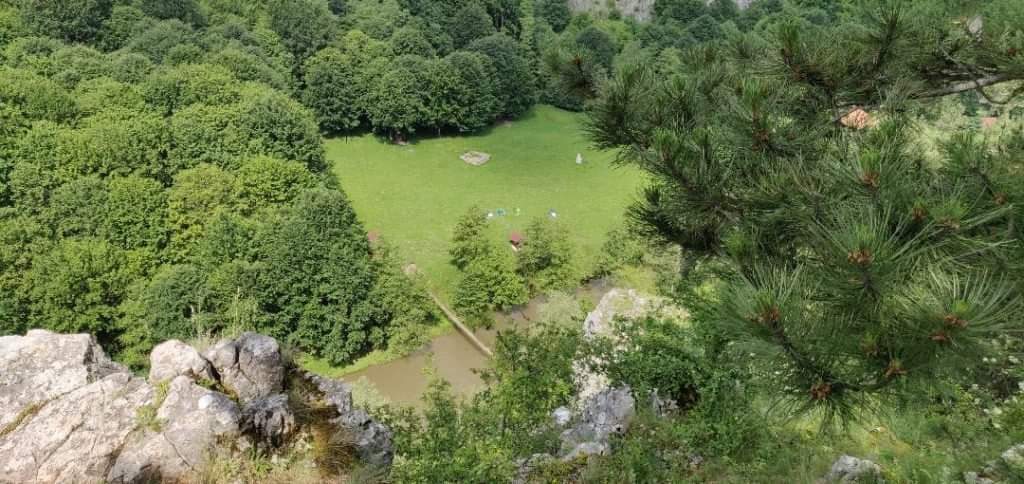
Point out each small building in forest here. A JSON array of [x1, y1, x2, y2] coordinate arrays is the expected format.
[[509, 231, 524, 251]]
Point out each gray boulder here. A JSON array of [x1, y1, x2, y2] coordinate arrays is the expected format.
[[0, 330, 125, 429], [308, 373, 354, 415], [1, 330, 395, 482], [335, 408, 394, 466], [576, 289, 678, 403], [306, 373, 394, 467], [963, 471, 995, 484], [582, 289, 658, 339], [513, 453, 555, 484], [0, 330, 152, 484], [559, 386, 635, 460], [961, 442, 1024, 483], [1001, 443, 1024, 472], [242, 394, 296, 448], [551, 406, 572, 427], [108, 376, 243, 483], [0, 372, 152, 484], [579, 385, 636, 438], [824, 455, 885, 483], [204, 332, 285, 403], [149, 339, 215, 383]]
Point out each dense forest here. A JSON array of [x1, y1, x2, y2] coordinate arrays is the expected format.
[[0, 0, 798, 367], [2, 0, 1024, 482]]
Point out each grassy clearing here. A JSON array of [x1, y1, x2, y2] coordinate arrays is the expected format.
[[326, 105, 645, 299]]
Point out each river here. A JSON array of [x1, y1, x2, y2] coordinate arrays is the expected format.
[[343, 279, 614, 406]]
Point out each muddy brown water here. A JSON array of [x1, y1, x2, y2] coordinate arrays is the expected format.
[[344, 280, 613, 407]]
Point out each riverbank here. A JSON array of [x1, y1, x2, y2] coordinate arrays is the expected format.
[[300, 279, 614, 407], [298, 321, 456, 379]]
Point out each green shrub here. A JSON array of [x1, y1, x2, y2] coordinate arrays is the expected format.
[[518, 217, 579, 292], [454, 246, 528, 328], [166, 164, 237, 259], [594, 317, 766, 457], [253, 188, 379, 364], [167, 103, 248, 169]]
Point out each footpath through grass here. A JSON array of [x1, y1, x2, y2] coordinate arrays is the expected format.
[[326, 105, 644, 299]]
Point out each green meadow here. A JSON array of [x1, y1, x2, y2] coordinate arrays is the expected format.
[[327, 105, 645, 298]]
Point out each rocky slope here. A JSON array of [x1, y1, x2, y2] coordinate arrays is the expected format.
[[568, 0, 656, 22], [0, 330, 392, 483], [567, 0, 755, 22]]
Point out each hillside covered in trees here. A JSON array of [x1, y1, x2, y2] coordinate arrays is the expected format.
[[0, 0, 809, 367], [2, 0, 1024, 483]]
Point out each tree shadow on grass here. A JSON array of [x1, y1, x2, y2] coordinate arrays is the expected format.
[[324, 108, 545, 147]]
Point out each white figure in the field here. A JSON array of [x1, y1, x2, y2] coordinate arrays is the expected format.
[[576, 153, 584, 164]]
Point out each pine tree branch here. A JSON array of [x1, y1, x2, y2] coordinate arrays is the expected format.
[[831, 73, 1022, 124], [919, 73, 1019, 99], [763, 318, 851, 398], [976, 84, 1024, 105]]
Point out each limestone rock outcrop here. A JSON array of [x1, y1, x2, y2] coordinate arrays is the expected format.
[[0, 330, 127, 428], [822, 455, 885, 483], [0, 329, 392, 483], [0, 330, 152, 483], [559, 386, 636, 460], [204, 332, 285, 404], [107, 376, 244, 483], [241, 393, 296, 448], [963, 442, 1024, 484], [304, 373, 395, 467], [149, 339, 216, 383]]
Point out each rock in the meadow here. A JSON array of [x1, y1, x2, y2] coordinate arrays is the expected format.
[[149, 339, 216, 383], [108, 376, 243, 483], [823, 455, 885, 483], [204, 332, 285, 403]]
